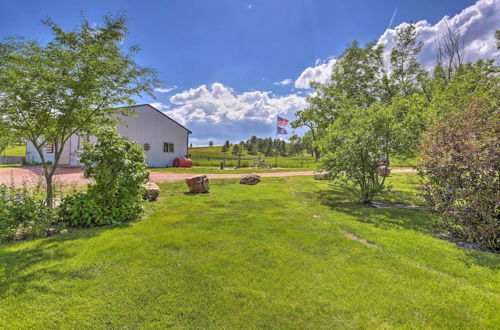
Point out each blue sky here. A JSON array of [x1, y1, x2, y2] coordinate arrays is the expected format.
[[1, 0, 498, 145]]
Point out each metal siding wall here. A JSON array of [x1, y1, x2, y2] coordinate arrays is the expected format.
[[25, 141, 55, 163], [117, 105, 189, 167]]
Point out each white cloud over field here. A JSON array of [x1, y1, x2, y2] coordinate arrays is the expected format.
[[294, 0, 499, 88]]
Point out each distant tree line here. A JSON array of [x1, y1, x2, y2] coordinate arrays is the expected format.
[[216, 134, 316, 158]]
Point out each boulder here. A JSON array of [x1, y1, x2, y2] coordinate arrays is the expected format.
[[186, 175, 210, 193], [240, 174, 261, 185], [378, 166, 391, 177], [314, 171, 331, 180], [15, 225, 32, 240], [142, 182, 160, 201]]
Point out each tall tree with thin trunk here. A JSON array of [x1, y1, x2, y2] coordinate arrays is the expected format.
[[0, 13, 159, 207], [436, 21, 464, 83], [389, 23, 426, 97]]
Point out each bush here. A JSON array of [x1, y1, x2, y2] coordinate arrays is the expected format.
[[0, 184, 58, 241], [60, 128, 148, 226], [420, 102, 499, 251], [319, 102, 419, 204]]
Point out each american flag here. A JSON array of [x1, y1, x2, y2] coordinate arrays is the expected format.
[[277, 116, 289, 126]]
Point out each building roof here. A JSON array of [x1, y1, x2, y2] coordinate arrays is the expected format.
[[127, 104, 192, 134]]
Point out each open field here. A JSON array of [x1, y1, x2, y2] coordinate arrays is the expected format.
[[1, 173, 498, 328], [189, 146, 417, 168], [150, 166, 312, 174], [2, 144, 25, 157], [189, 146, 318, 168], [0, 144, 416, 169]]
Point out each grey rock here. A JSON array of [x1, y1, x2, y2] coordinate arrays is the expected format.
[[240, 174, 261, 185], [142, 182, 160, 201], [314, 171, 331, 180], [15, 225, 32, 240], [59, 229, 69, 235]]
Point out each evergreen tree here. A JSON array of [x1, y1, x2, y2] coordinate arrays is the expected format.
[[221, 140, 230, 152], [231, 144, 240, 155]]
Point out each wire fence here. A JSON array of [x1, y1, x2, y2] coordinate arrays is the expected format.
[[191, 155, 318, 168]]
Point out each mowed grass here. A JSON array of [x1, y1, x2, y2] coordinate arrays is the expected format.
[[2, 144, 25, 157], [0, 173, 499, 328], [151, 166, 311, 174], [189, 146, 318, 168]]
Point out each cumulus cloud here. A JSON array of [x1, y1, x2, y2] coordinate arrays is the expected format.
[[295, 0, 499, 88], [165, 82, 307, 126], [150, 102, 169, 110], [274, 78, 292, 86], [378, 0, 499, 69], [294, 58, 336, 89], [154, 86, 177, 93]]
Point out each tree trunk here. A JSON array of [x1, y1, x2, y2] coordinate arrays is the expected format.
[[314, 149, 321, 161], [45, 173, 54, 208]]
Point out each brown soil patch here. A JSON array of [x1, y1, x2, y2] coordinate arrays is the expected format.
[[342, 231, 377, 247]]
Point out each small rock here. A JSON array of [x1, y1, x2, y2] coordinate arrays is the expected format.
[[15, 225, 32, 240], [314, 171, 331, 180], [60, 229, 69, 235], [186, 175, 210, 193], [142, 182, 160, 201], [240, 174, 261, 185], [371, 201, 426, 211], [313, 214, 320, 218]]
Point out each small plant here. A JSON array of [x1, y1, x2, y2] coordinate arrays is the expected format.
[[0, 184, 58, 241], [60, 128, 148, 226]]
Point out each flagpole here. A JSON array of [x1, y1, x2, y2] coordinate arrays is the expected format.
[[275, 116, 278, 168]]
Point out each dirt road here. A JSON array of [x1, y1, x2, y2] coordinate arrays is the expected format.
[[0, 167, 416, 187]]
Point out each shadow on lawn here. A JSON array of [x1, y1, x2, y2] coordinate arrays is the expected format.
[[317, 187, 500, 269], [0, 224, 128, 298], [317, 188, 434, 233]]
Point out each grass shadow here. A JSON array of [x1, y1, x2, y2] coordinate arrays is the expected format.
[[0, 223, 127, 298], [317, 188, 435, 233]]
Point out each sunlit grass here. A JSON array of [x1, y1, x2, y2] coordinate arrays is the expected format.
[[1, 144, 25, 157], [0, 173, 498, 328], [189, 146, 318, 168]]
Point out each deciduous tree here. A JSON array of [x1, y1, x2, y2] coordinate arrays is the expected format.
[[0, 13, 158, 207]]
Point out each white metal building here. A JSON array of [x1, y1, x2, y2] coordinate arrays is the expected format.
[[25, 104, 191, 168]]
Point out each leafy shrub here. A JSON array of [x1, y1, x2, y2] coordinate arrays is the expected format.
[[419, 101, 499, 251], [319, 101, 421, 203], [0, 184, 58, 241], [60, 128, 148, 226]]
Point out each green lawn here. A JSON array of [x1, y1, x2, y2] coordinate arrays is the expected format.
[[0, 173, 498, 328], [2, 144, 25, 157], [189, 146, 318, 168], [151, 166, 311, 174]]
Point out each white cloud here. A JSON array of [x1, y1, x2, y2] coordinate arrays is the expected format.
[[378, 0, 500, 69], [165, 82, 306, 125], [150, 102, 169, 110], [294, 58, 337, 89], [154, 86, 177, 93], [274, 78, 292, 86], [295, 0, 499, 88]]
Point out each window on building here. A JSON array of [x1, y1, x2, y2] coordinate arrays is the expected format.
[[163, 143, 174, 153]]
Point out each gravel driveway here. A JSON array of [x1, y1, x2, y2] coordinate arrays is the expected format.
[[0, 167, 415, 187]]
